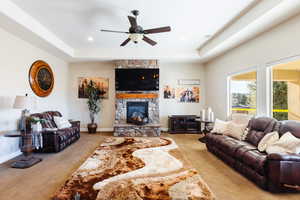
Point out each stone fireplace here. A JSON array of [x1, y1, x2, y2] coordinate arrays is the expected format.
[[114, 60, 161, 137]]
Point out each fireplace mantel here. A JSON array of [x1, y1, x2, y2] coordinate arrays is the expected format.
[[116, 93, 159, 99]]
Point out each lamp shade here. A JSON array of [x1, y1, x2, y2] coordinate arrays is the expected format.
[[13, 95, 31, 109]]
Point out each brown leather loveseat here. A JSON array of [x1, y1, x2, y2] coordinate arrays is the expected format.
[[206, 117, 300, 192], [30, 111, 80, 153]]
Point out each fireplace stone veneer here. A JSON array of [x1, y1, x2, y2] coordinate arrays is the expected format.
[[114, 60, 161, 137]]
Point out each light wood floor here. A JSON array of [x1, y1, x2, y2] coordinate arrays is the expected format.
[[0, 132, 299, 200]]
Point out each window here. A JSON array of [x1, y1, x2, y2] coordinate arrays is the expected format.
[[229, 70, 257, 115], [271, 60, 300, 121]]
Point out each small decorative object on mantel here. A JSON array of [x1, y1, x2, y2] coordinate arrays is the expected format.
[[85, 80, 102, 134], [29, 60, 54, 97]]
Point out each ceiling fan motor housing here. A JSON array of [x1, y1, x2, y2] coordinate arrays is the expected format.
[[129, 26, 144, 34], [131, 10, 139, 17]]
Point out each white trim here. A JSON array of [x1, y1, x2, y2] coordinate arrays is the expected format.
[[199, 0, 300, 63], [265, 54, 300, 119], [0, 0, 74, 57], [0, 150, 22, 164], [266, 54, 300, 67]]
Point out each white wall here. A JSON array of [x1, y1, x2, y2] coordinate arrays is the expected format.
[[160, 62, 206, 128], [205, 13, 300, 120], [69, 61, 205, 130], [0, 27, 70, 163], [69, 62, 115, 131]]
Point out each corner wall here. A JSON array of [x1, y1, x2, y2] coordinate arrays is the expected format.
[[204, 13, 300, 120], [0, 27, 70, 163]]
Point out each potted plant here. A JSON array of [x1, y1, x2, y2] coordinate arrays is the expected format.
[[85, 80, 102, 133]]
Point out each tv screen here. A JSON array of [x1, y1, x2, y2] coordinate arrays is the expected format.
[[115, 68, 159, 91]]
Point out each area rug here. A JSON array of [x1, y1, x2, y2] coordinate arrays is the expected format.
[[53, 137, 215, 200]]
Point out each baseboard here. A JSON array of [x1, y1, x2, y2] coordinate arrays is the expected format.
[[80, 127, 169, 133], [80, 128, 114, 132], [0, 150, 22, 164]]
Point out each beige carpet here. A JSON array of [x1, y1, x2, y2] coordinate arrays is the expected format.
[[53, 137, 215, 200], [0, 133, 299, 200]]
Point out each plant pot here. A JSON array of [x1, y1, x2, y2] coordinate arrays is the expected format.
[[87, 123, 97, 134]]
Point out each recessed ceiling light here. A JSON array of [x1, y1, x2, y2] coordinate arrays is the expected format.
[[88, 37, 94, 42]]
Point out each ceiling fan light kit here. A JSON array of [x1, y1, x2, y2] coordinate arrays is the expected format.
[[101, 10, 171, 46]]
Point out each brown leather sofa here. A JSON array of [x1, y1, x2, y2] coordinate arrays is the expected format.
[[206, 117, 300, 192], [30, 111, 80, 153]]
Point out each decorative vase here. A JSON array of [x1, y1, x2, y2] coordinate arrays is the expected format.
[[87, 123, 97, 134]]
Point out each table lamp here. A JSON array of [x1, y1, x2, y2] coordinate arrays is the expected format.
[[14, 94, 31, 132], [12, 94, 42, 168]]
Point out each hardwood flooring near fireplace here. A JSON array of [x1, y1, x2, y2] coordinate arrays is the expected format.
[[0, 133, 299, 200]]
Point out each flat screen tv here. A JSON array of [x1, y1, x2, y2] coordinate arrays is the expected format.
[[115, 68, 159, 91]]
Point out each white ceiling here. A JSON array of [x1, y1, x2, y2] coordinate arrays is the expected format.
[[10, 0, 255, 59]]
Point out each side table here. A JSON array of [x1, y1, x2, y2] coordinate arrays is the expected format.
[[4, 130, 42, 169], [196, 120, 214, 143]]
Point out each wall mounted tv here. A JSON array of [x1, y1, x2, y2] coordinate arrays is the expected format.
[[115, 68, 159, 91]]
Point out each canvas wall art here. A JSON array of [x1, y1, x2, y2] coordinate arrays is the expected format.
[[163, 85, 175, 99], [78, 77, 109, 99], [175, 86, 200, 103]]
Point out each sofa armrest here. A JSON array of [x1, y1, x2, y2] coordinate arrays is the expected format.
[[268, 153, 300, 162], [69, 120, 80, 129], [267, 153, 300, 192]]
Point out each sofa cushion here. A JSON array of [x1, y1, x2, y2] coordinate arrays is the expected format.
[[279, 120, 300, 138], [241, 149, 267, 175], [246, 117, 279, 147], [218, 138, 243, 156]]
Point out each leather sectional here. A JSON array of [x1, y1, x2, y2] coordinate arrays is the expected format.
[[206, 117, 300, 192], [30, 111, 80, 152]]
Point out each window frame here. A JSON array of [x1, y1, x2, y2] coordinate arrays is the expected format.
[[227, 66, 259, 118]]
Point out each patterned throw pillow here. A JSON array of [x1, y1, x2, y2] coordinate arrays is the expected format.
[[257, 131, 279, 152]]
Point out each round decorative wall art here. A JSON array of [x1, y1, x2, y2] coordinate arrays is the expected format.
[[29, 60, 54, 97]]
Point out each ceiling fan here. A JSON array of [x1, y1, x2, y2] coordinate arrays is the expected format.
[[101, 10, 171, 46]]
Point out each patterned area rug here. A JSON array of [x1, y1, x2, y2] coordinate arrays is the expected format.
[[53, 137, 215, 200]]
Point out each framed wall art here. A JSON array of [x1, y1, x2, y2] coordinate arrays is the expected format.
[[29, 60, 54, 97], [78, 77, 109, 99], [175, 86, 200, 103]]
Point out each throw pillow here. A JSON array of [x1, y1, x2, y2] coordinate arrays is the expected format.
[[224, 122, 247, 140], [53, 116, 72, 129], [266, 132, 300, 154], [211, 119, 230, 134], [257, 131, 279, 152]]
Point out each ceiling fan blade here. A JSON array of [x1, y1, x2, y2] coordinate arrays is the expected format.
[[120, 38, 131, 46], [101, 29, 129, 34], [142, 36, 157, 46], [128, 16, 137, 27], [144, 26, 171, 34]]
